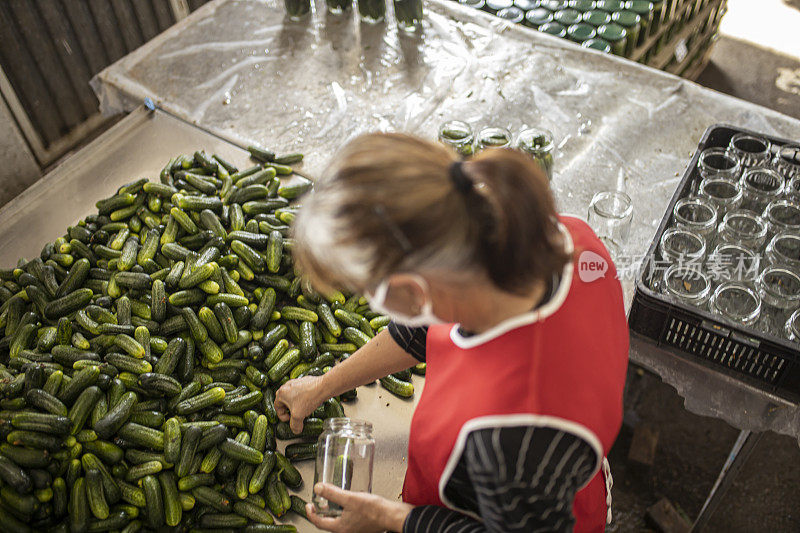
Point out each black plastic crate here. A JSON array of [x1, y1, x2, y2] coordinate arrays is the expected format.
[[629, 124, 800, 401]]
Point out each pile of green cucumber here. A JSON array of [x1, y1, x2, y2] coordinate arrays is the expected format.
[[0, 146, 424, 532]]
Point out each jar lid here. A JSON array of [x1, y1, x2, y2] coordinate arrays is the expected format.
[[597, 22, 627, 41], [486, 0, 514, 11], [554, 7, 582, 24], [498, 6, 525, 22], [513, 0, 540, 10], [582, 37, 612, 52], [539, 20, 567, 36], [526, 7, 554, 24], [612, 9, 641, 28], [568, 22, 596, 41], [539, 0, 569, 10], [568, 0, 595, 11], [626, 0, 654, 16], [595, 0, 626, 12], [583, 8, 611, 25]]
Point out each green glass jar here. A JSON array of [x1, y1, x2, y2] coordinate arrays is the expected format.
[[514, 0, 540, 10], [597, 23, 627, 54], [539, 20, 568, 37], [611, 10, 640, 55], [569, 0, 596, 11], [626, 1, 653, 40], [524, 7, 554, 26], [554, 7, 582, 24], [595, 0, 625, 12], [485, 0, 513, 13], [517, 128, 555, 181], [460, 0, 486, 9], [583, 8, 611, 25], [438, 121, 474, 157], [358, 0, 386, 22], [567, 22, 596, 41], [540, 0, 569, 11], [498, 6, 526, 22], [582, 37, 612, 52]]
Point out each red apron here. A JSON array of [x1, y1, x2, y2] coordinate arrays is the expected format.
[[402, 216, 629, 532]]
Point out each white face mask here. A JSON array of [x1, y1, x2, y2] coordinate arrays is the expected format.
[[367, 274, 444, 328]]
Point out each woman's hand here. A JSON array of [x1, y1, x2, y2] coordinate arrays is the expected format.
[[306, 483, 413, 533], [275, 375, 325, 434]]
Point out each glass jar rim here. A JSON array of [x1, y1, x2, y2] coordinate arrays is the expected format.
[[777, 144, 800, 168], [766, 232, 800, 265], [674, 196, 717, 229], [323, 417, 374, 433], [699, 177, 742, 201], [663, 264, 712, 301], [710, 282, 761, 324], [517, 127, 554, 152], [699, 147, 740, 173], [741, 167, 784, 195], [661, 227, 706, 259], [590, 191, 632, 219], [764, 199, 800, 228], [758, 265, 800, 301], [730, 133, 770, 156], [477, 127, 512, 145], [720, 210, 768, 239]]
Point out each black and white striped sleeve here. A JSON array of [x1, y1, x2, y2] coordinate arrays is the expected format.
[[387, 323, 427, 362], [403, 424, 601, 533]]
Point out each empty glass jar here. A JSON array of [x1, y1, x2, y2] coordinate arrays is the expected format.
[[517, 127, 555, 181], [697, 147, 741, 181], [663, 264, 712, 307], [314, 419, 375, 517], [698, 177, 743, 216], [659, 227, 706, 265], [717, 210, 768, 251], [476, 127, 512, 150], [709, 282, 761, 327], [673, 196, 717, 238], [588, 191, 633, 257], [765, 232, 800, 272], [438, 120, 474, 156], [757, 266, 800, 337], [763, 199, 800, 239], [740, 167, 784, 213], [706, 243, 759, 285], [774, 144, 800, 181], [729, 133, 771, 168]]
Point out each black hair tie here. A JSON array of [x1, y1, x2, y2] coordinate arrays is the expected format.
[[449, 161, 473, 194]]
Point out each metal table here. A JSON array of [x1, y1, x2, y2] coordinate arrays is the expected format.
[[41, 0, 800, 528]]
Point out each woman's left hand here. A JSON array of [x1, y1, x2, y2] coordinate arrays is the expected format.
[[306, 483, 413, 533]]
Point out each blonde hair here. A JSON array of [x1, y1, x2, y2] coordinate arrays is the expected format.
[[292, 132, 569, 294]]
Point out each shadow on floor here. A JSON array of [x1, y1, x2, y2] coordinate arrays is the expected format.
[[696, 35, 800, 121]]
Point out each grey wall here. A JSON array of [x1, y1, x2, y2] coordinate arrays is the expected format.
[[0, 98, 39, 207]]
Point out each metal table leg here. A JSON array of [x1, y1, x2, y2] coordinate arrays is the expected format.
[[691, 430, 763, 532]]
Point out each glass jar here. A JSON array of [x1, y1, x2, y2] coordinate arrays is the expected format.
[[517, 127, 555, 180], [485, 0, 514, 12], [438, 120, 474, 157], [773, 144, 800, 181], [706, 243, 759, 285], [358, 0, 386, 21], [596, 23, 627, 55], [514, 0, 540, 10], [697, 147, 741, 181], [709, 282, 761, 326], [394, 0, 423, 30], [626, 1, 654, 39], [663, 264, 712, 307], [497, 6, 526, 22], [673, 196, 717, 238], [717, 209, 768, 251], [525, 7, 554, 26], [659, 227, 706, 265], [567, 22, 597, 41], [314, 418, 375, 517], [765, 232, 800, 272], [539, 20, 568, 36], [728, 133, 771, 169], [786, 309, 800, 342], [476, 127, 512, 151], [763, 199, 800, 239], [785, 177, 800, 201], [583, 8, 612, 25], [326, 0, 352, 13], [611, 10, 641, 53], [582, 37, 612, 52], [554, 7, 583, 25], [285, 0, 312, 19], [740, 167, 784, 213], [757, 266, 800, 337], [698, 177, 742, 216], [588, 191, 633, 257]]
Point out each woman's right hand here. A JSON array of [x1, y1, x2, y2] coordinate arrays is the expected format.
[[275, 375, 325, 434]]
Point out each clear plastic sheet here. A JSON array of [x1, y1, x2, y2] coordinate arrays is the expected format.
[[91, 0, 800, 438]]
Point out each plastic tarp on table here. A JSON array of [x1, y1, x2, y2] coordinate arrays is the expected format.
[[91, 0, 800, 438]]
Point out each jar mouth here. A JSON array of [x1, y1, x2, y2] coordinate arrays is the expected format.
[[661, 228, 706, 261], [517, 128, 554, 153], [721, 210, 768, 239], [731, 134, 770, 157], [699, 148, 740, 173], [664, 265, 712, 301], [741, 167, 784, 195], [439, 120, 473, 141], [323, 417, 374, 434], [710, 283, 761, 324], [591, 191, 632, 220], [777, 145, 800, 168], [758, 266, 800, 301], [765, 201, 800, 229], [700, 178, 741, 202], [477, 127, 512, 147], [768, 233, 800, 264], [707, 243, 759, 282], [674, 198, 717, 228]]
